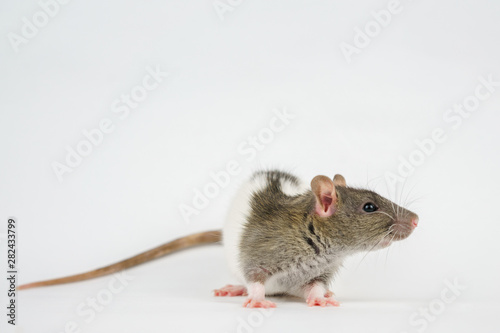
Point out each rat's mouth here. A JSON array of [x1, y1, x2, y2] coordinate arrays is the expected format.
[[376, 230, 409, 248], [389, 230, 411, 241], [373, 217, 418, 249], [389, 219, 417, 241]]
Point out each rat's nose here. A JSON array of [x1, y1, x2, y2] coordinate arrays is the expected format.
[[411, 217, 419, 228]]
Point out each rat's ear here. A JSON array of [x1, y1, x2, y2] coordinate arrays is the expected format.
[[311, 175, 338, 217], [333, 174, 346, 187]]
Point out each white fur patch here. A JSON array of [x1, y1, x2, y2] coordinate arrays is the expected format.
[[222, 174, 269, 284], [264, 272, 289, 295], [280, 177, 308, 197]]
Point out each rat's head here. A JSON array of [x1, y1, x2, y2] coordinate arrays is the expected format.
[[311, 174, 418, 251]]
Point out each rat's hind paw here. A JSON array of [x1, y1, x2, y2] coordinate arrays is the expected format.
[[243, 298, 276, 308], [213, 284, 248, 297]]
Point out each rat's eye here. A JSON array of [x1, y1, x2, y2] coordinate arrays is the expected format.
[[363, 203, 378, 213]]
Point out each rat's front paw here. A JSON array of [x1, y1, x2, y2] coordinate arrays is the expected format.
[[243, 298, 277, 308], [306, 296, 340, 307]]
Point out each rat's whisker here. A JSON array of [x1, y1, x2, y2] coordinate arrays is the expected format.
[[402, 182, 418, 209], [405, 195, 424, 208], [355, 230, 393, 267], [396, 177, 409, 219], [383, 178, 398, 220], [372, 211, 395, 221], [363, 229, 392, 252], [396, 186, 402, 220], [384, 232, 397, 266], [366, 174, 384, 192]]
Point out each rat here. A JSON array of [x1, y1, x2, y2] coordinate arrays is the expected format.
[[18, 170, 418, 308]]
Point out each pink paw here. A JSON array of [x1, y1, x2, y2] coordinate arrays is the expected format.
[[307, 296, 340, 307], [214, 284, 248, 297], [243, 298, 277, 308]]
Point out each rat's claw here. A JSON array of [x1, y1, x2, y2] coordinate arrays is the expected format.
[[243, 298, 276, 308], [307, 296, 340, 307], [307, 297, 327, 307]]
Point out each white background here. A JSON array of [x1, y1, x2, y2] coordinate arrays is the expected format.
[[1, 0, 499, 332]]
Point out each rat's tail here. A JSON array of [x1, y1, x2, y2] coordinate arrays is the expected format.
[[18, 230, 222, 290]]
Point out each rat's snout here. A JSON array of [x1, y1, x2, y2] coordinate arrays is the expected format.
[[409, 212, 419, 230], [390, 213, 418, 240], [411, 217, 419, 229]]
